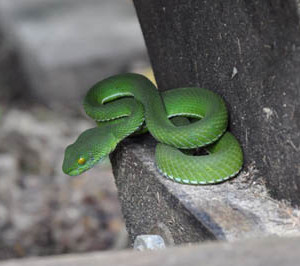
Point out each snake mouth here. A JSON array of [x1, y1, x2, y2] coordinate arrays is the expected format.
[[64, 156, 107, 177], [67, 168, 81, 176]]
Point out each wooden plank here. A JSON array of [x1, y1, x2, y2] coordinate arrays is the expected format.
[[111, 136, 300, 244], [1, 236, 300, 266]]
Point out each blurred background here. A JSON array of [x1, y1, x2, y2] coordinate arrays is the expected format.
[[0, 0, 152, 260]]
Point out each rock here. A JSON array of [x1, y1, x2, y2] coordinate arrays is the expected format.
[[133, 235, 166, 251]]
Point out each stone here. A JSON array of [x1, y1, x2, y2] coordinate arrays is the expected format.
[[133, 235, 166, 251]]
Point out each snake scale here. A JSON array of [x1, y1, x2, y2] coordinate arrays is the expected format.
[[62, 73, 243, 184]]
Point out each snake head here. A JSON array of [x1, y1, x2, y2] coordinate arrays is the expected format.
[[62, 127, 117, 176]]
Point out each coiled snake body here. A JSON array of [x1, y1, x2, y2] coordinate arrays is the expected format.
[[63, 73, 243, 184]]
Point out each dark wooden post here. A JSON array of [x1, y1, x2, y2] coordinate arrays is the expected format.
[[110, 0, 300, 245], [133, 0, 300, 206]]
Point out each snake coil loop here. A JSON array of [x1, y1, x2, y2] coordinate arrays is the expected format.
[[63, 73, 243, 184]]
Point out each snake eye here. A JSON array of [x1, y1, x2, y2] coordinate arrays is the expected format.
[[77, 157, 86, 165]]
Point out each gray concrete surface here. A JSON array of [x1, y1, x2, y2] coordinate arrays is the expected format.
[[0, 236, 299, 266], [0, 0, 148, 106]]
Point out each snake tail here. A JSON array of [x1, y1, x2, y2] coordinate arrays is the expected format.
[[156, 132, 243, 184]]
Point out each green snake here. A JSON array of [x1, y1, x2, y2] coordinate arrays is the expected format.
[[62, 73, 243, 184]]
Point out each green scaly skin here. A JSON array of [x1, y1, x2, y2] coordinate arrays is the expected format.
[[62, 73, 243, 184]]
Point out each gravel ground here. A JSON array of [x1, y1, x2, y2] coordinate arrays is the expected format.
[[0, 106, 129, 259], [0, 0, 150, 259]]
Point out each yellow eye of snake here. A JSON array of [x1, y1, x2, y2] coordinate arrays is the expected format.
[[77, 157, 86, 165]]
